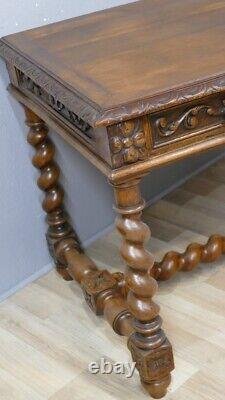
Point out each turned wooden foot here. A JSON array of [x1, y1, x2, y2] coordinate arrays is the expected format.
[[113, 179, 174, 398]]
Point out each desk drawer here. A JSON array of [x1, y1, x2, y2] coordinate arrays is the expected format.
[[149, 94, 225, 149]]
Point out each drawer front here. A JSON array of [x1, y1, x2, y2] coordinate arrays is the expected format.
[[149, 94, 225, 148]]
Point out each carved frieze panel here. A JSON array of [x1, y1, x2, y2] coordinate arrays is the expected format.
[[108, 119, 150, 168], [149, 95, 225, 147], [17, 69, 92, 138]]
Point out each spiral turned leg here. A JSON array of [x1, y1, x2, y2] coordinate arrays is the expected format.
[[113, 180, 174, 399], [23, 107, 134, 336], [152, 234, 225, 281], [24, 107, 80, 280]]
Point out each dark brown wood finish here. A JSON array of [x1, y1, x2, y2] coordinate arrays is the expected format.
[[2, 0, 225, 398]]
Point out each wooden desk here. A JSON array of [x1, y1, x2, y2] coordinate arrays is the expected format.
[[1, 0, 225, 397]]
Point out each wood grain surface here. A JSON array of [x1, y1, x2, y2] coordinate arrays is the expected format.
[[2, 0, 225, 125]]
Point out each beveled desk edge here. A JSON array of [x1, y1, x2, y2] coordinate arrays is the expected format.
[[2, 13, 225, 397], [2, 38, 225, 128]]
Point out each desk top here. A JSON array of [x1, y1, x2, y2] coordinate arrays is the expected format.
[[1, 0, 225, 127]]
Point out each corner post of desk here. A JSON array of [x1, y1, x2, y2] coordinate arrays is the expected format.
[[112, 176, 174, 398]]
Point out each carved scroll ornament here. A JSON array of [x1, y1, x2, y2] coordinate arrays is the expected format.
[[156, 102, 225, 137]]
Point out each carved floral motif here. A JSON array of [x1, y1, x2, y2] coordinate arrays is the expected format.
[[108, 119, 149, 168]]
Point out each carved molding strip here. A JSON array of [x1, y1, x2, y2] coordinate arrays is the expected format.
[[156, 103, 225, 137], [18, 70, 92, 136], [108, 119, 150, 168]]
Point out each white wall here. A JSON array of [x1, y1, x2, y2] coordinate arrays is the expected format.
[[0, 0, 224, 301]]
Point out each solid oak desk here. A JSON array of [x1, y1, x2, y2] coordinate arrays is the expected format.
[[1, 0, 225, 397]]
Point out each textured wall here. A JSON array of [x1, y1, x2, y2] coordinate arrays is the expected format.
[[0, 0, 224, 301]]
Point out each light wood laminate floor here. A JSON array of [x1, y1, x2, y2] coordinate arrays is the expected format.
[[1, 158, 225, 399]]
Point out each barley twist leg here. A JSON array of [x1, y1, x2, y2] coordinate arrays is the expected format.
[[24, 107, 80, 280], [113, 179, 174, 399]]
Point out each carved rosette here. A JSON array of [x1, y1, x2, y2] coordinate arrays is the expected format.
[[108, 119, 149, 168]]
